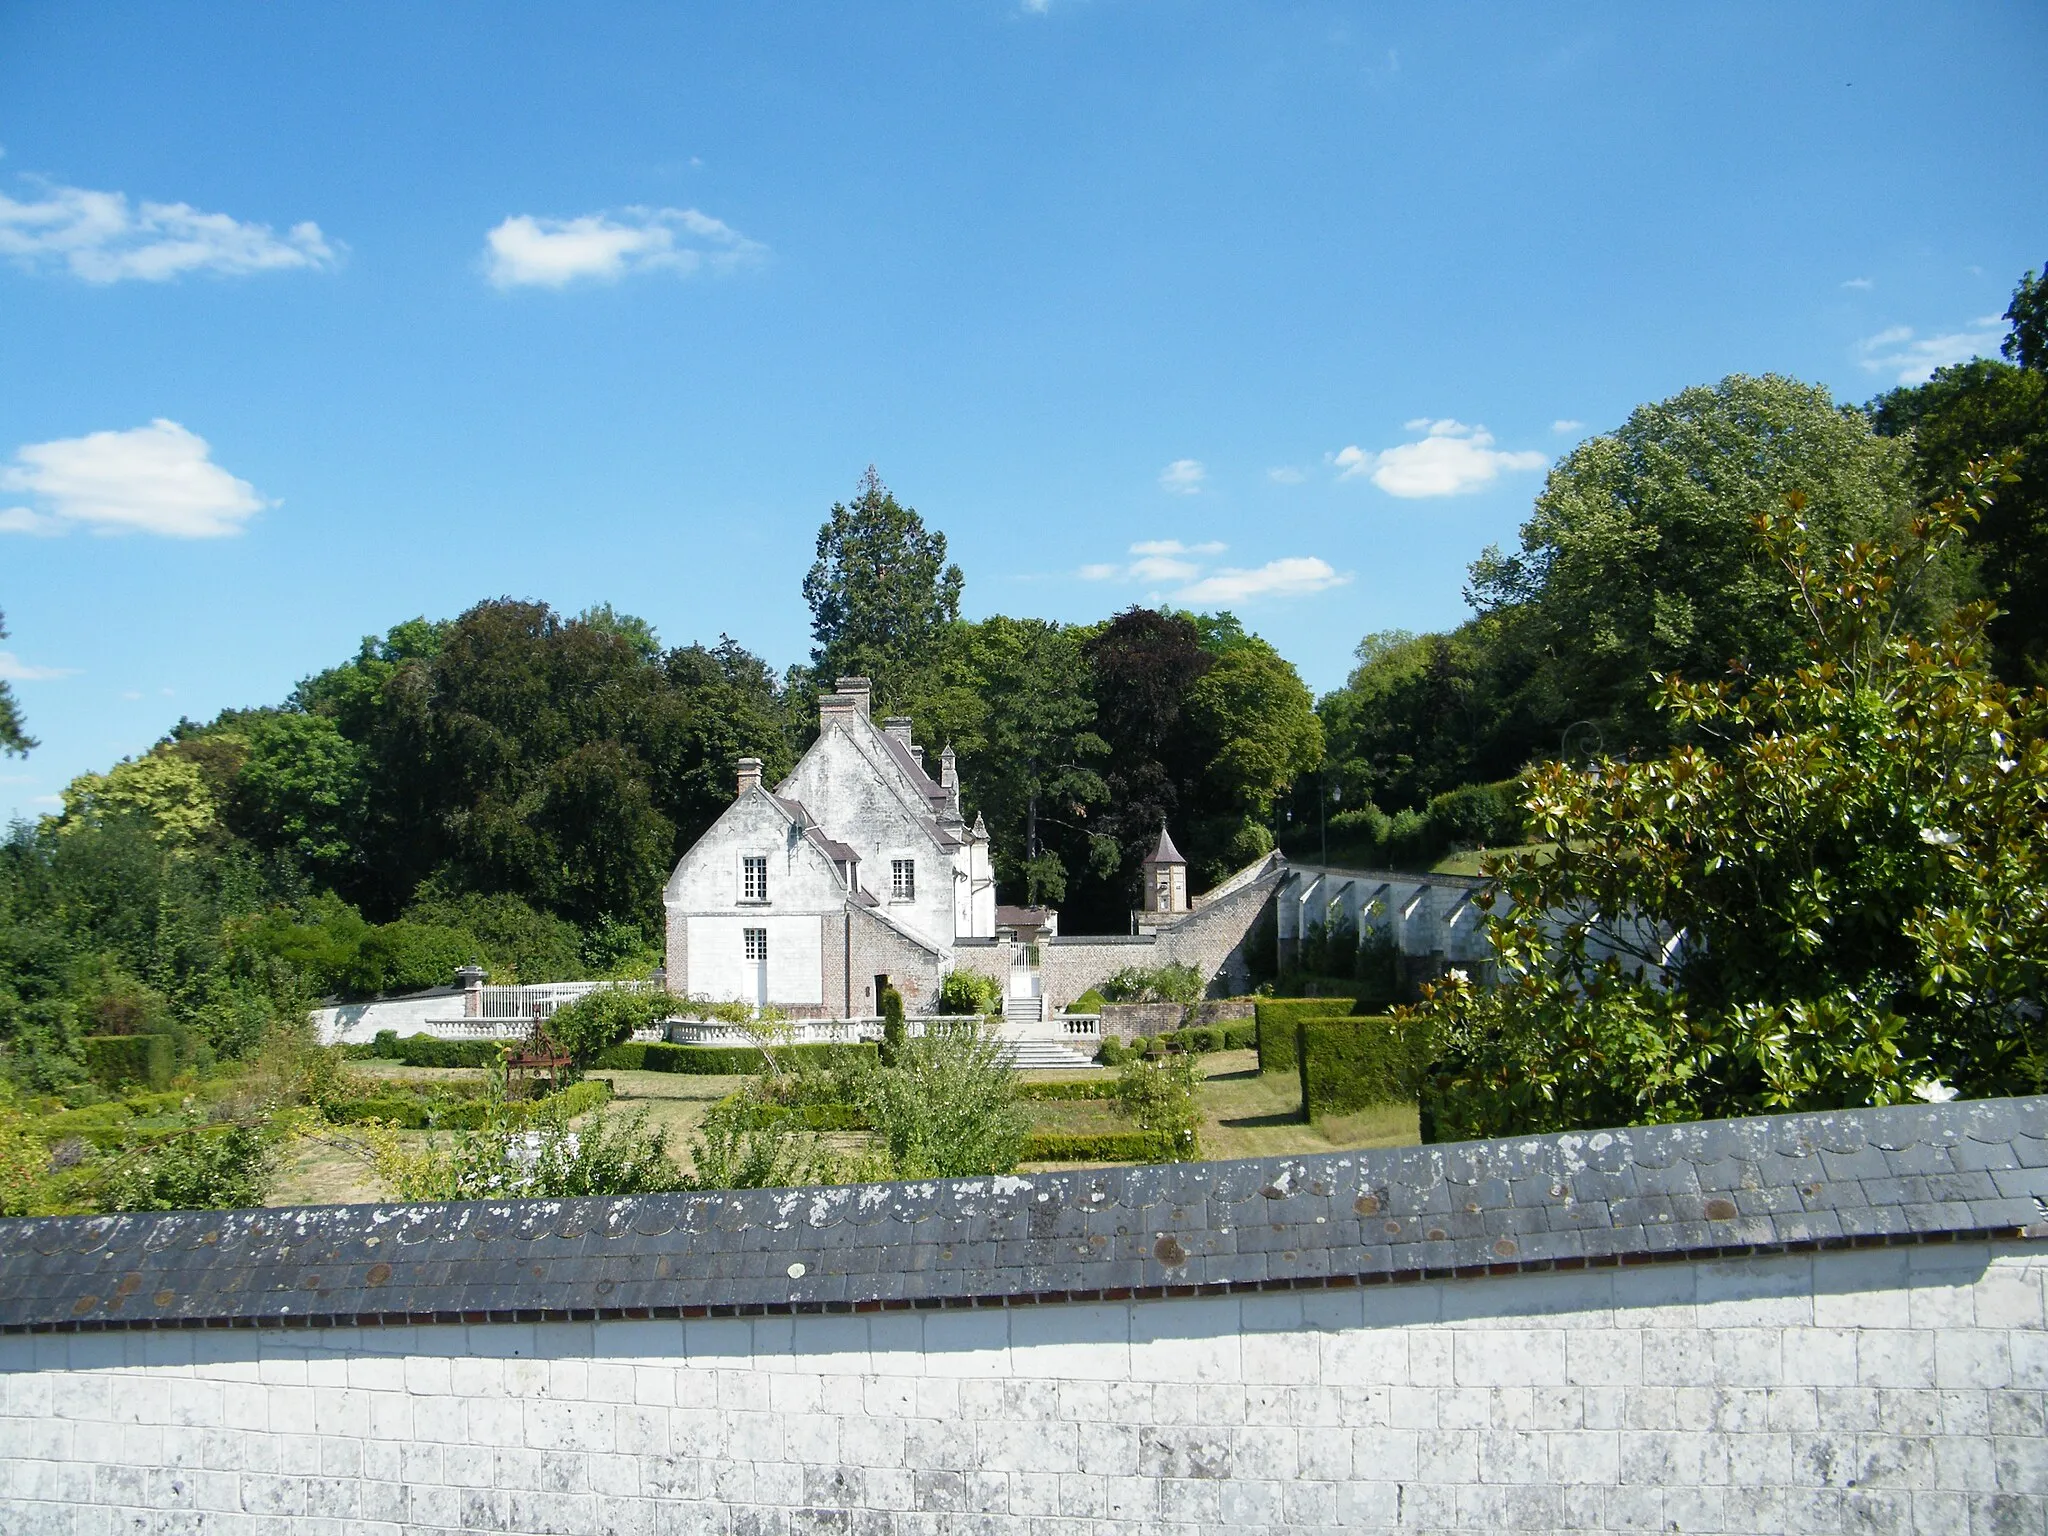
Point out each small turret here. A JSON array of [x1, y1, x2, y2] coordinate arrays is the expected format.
[[1140, 821, 1189, 914]]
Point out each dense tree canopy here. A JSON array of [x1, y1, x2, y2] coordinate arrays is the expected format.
[[1469, 372, 1922, 751], [1414, 464, 2047, 1140]]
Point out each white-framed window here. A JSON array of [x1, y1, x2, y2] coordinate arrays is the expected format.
[[891, 858, 915, 901], [741, 855, 769, 903], [744, 927, 768, 962]]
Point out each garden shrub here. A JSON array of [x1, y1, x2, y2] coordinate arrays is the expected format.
[[1098, 963, 1204, 1005], [856, 1022, 1026, 1178], [935, 971, 1002, 1016], [1068, 989, 1106, 1014], [372, 1029, 401, 1058], [80, 1034, 173, 1089], [1223, 1022, 1256, 1050], [1295, 1016, 1430, 1117], [543, 986, 670, 1067], [1114, 1052, 1203, 1161], [1253, 998, 1367, 1072], [102, 1124, 275, 1212]]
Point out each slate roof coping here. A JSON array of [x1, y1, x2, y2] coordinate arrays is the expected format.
[[2, 1097, 2043, 1335]]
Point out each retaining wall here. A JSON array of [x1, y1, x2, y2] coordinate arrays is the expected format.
[[3, 1098, 2044, 1534]]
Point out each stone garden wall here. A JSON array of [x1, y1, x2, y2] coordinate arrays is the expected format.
[[3, 1098, 2043, 1534]]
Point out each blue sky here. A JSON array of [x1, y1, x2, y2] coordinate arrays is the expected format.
[[2, 3, 2043, 822]]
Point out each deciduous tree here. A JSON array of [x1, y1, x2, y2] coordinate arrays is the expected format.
[[1412, 463, 2047, 1141]]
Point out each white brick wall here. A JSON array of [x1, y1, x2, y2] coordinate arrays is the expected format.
[[2, 1243, 2043, 1534]]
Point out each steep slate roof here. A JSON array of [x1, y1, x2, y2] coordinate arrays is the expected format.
[[2, 1097, 2042, 1334], [1143, 822, 1186, 866]]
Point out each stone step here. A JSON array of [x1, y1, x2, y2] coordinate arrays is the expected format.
[[996, 1036, 1101, 1071]]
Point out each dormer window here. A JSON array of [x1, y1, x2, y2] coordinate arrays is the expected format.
[[742, 855, 769, 903], [891, 859, 915, 902]]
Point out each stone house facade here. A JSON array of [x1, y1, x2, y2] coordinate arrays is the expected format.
[[662, 678, 998, 1017], [662, 679, 1291, 1018]]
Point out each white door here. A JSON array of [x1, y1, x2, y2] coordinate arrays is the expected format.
[[744, 927, 768, 1008]]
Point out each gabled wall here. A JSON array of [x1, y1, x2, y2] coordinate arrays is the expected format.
[[779, 723, 960, 952], [664, 789, 846, 1007]]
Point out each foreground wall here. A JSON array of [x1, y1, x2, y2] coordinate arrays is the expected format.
[[3, 1243, 2046, 1534], [4, 1098, 2044, 1534]]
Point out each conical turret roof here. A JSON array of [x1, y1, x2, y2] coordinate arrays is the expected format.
[[1142, 821, 1186, 866]]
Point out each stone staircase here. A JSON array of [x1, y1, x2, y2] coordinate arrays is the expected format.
[[995, 995, 1100, 1069], [1002, 995, 1044, 1024], [997, 1033, 1101, 1071]]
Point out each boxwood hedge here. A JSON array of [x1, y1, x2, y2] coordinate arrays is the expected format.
[[1294, 1016, 1431, 1118], [1253, 998, 1369, 1073]]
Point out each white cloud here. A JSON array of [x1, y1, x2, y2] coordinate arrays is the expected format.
[[1266, 466, 1306, 484], [0, 652, 76, 682], [1842, 277, 1874, 291], [1080, 539, 1225, 584], [1856, 320, 2004, 384], [1551, 419, 1585, 434], [1157, 458, 1206, 495], [1175, 556, 1350, 604], [1, 419, 267, 538], [1130, 539, 1225, 556], [484, 206, 763, 289], [1078, 540, 1346, 603], [0, 180, 337, 282], [1332, 419, 1548, 498]]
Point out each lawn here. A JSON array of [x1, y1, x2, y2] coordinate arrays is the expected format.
[[269, 1049, 1420, 1205]]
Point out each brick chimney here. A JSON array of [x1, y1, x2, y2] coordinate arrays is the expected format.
[[736, 757, 763, 794], [836, 677, 872, 719], [883, 716, 914, 745]]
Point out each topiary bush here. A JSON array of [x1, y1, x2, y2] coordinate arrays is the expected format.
[[1253, 999, 1368, 1072], [1295, 1016, 1430, 1118], [880, 985, 906, 1063], [1068, 989, 1107, 1014]]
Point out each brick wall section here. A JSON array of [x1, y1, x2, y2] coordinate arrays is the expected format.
[[3, 1244, 2043, 1533], [1100, 1000, 1254, 1038]]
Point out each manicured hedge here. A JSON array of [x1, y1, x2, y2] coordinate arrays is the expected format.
[[1021, 1130, 1170, 1163], [81, 1034, 173, 1089], [1097, 1022, 1256, 1066], [1294, 1016, 1429, 1117], [1018, 1080, 1118, 1101], [745, 1101, 870, 1132], [1253, 998, 1373, 1072], [594, 1040, 877, 1075]]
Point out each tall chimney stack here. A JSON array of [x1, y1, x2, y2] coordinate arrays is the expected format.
[[836, 677, 872, 719], [736, 757, 763, 795], [883, 716, 914, 746]]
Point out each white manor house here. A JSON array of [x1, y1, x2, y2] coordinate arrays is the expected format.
[[660, 676, 1495, 1021]]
